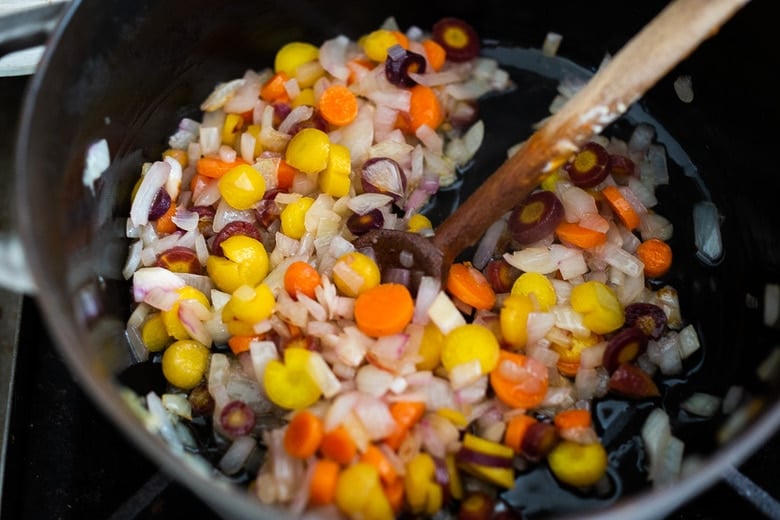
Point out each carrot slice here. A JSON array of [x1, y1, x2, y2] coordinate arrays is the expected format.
[[383, 476, 405, 513], [284, 260, 322, 300], [284, 410, 324, 459], [422, 39, 447, 71], [196, 157, 248, 179], [392, 30, 410, 49], [360, 444, 398, 485], [490, 350, 549, 409], [601, 185, 640, 230], [636, 238, 673, 278], [227, 335, 265, 355], [504, 414, 537, 453], [319, 425, 357, 465], [154, 200, 178, 234], [400, 84, 443, 133], [260, 71, 291, 102], [446, 262, 497, 310], [318, 85, 359, 126], [555, 221, 607, 249], [308, 458, 340, 506], [276, 159, 297, 190], [354, 283, 414, 337], [384, 401, 426, 450], [554, 409, 592, 431]]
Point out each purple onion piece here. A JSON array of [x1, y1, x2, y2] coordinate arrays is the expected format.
[[361, 157, 407, 203]]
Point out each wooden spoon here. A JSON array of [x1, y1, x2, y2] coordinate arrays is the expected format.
[[354, 0, 747, 281]]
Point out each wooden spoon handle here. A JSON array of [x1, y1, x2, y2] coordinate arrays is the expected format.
[[432, 0, 747, 264]]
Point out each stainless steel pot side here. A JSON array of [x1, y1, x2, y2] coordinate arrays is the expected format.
[[7, 0, 779, 518]]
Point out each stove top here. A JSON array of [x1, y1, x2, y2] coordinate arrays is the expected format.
[[0, 61, 778, 520]]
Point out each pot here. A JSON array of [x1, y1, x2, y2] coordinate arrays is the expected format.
[[3, 0, 779, 518]]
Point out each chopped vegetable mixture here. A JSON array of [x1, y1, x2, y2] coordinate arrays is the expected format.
[[123, 15, 701, 519]]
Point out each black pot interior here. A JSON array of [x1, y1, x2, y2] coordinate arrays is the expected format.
[[15, 0, 780, 518]]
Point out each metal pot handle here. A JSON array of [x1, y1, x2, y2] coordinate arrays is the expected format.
[[0, 2, 67, 61], [0, 2, 69, 294]]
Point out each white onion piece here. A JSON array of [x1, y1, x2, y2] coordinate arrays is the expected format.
[[426, 377, 456, 411], [449, 359, 483, 390], [542, 32, 563, 57], [639, 212, 674, 242], [279, 105, 314, 135], [336, 104, 374, 165], [557, 251, 589, 280], [575, 367, 609, 400], [427, 291, 466, 334], [526, 312, 555, 346], [592, 243, 644, 278], [354, 394, 396, 440], [178, 299, 213, 346], [246, 340, 276, 386], [758, 347, 780, 384], [219, 435, 257, 475], [224, 71, 266, 114], [143, 287, 180, 311], [163, 156, 183, 200], [171, 208, 200, 232], [681, 392, 721, 417], [652, 435, 683, 487], [319, 35, 351, 81], [199, 126, 221, 156], [125, 321, 149, 362], [580, 342, 607, 369], [415, 124, 443, 155], [365, 88, 410, 112], [504, 247, 556, 274], [169, 118, 200, 150], [693, 201, 722, 264], [260, 105, 291, 152], [356, 364, 395, 397], [646, 144, 669, 185], [409, 68, 470, 87], [558, 185, 598, 223], [123, 240, 143, 280], [213, 198, 256, 233], [444, 78, 493, 101], [673, 75, 694, 103], [130, 161, 171, 226], [413, 276, 440, 325], [201, 78, 244, 112], [146, 392, 183, 452], [193, 177, 222, 206], [628, 123, 655, 154], [627, 176, 657, 208], [472, 216, 507, 270], [647, 332, 683, 375], [219, 144, 237, 164], [162, 393, 192, 420], [82, 138, 110, 193], [132, 266, 185, 302], [307, 351, 342, 398], [677, 324, 701, 359]]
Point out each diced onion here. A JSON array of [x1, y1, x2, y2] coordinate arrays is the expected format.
[[681, 392, 721, 417]]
